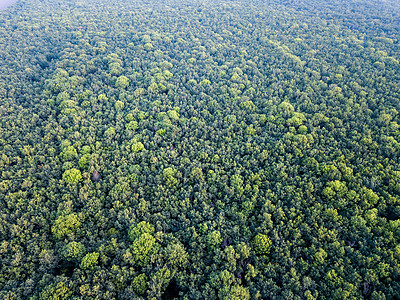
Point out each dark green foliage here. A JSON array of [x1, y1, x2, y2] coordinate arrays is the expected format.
[[0, 0, 400, 298]]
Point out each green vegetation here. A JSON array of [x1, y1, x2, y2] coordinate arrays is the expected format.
[[252, 233, 272, 257], [80, 252, 100, 270], [0, 0, 400, 298], [62, 168, 83, 184]]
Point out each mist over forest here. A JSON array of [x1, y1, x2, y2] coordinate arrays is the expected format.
[[0, 0, 399, 299], [0, 0, 16, 9]]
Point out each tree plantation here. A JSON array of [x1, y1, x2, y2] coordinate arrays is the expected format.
[[0, 0, 399, 299]]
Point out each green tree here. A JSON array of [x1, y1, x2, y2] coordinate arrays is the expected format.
[[115, 75, 129, 88], [78, 154, 90, 169], [164, 242, 189, 269], [80, 252, 99, 270], [61, 146, 77, 161], [129, 221, 155, 241], [39, 280, 73, 300], [115, 100, 125, 110], [51, 213, 82, 239], [131, 273, 148, 295], [162, 167, 179, 187], [131, 233, 159, 266], [126, 120, 139, 131], [131, 141, 145, 152], [207, 230, 223, 248], [62, 168, 83, 184], [62, 241, 86, 262], [252, 233, 272, 256]]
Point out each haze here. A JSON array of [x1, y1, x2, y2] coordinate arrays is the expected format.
[[0, 0, 17, 10]]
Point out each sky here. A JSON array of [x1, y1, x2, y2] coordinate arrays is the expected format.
[[0, 0, 17, 10]]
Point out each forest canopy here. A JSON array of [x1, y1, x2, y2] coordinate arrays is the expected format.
[[0, 0, 400, 299]]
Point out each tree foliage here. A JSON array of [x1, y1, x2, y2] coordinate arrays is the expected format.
[[0, 0, 400, 298]]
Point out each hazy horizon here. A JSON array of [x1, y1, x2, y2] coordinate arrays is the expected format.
[[0, 0, 17, 10]]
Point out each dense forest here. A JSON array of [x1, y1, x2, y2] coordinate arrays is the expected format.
[[0, 0, 400, 298]]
